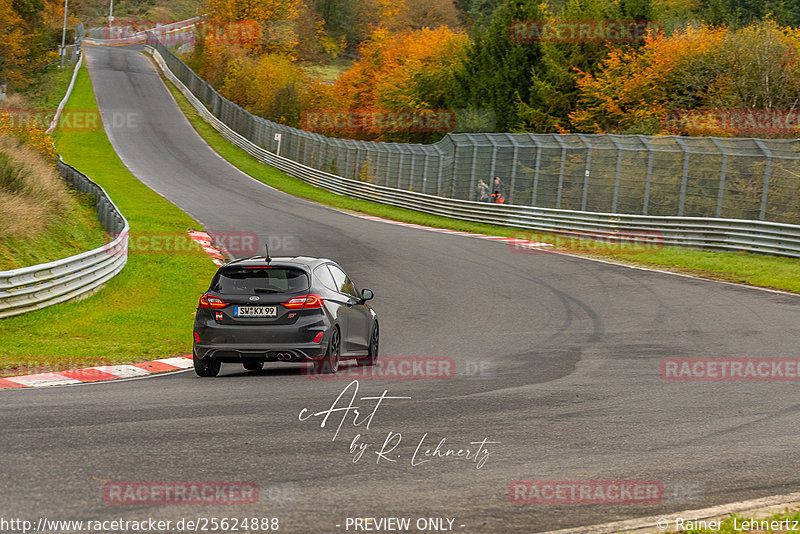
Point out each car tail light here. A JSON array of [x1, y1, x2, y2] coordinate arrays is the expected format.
[[193, 331, 200, 342], [312, 331, 324, 344], [281, 294, 323, 309], [198, 294, 228, 309]]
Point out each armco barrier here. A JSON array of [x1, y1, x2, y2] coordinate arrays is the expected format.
[[147, 44, 800, 258], [0, 161, 129, 319]]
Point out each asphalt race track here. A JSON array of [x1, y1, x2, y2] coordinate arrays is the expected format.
[[1, 44, 799, 533]]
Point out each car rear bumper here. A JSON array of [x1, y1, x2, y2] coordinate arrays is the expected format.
[[193, 342, 328, 362]]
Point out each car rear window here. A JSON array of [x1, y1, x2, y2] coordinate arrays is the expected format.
[[211, 267, 309, 295]]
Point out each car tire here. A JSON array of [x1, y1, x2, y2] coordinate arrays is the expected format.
[[359, 322, 379, 366], [194, 353, 221, 377], [315, 326, 341, 374], [243, 361, 264, 371]]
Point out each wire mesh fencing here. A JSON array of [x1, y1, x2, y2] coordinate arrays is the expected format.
[[150, 37, 800, 225]]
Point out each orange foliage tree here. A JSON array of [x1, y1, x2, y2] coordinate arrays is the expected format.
[[570, 21, 800, 135], [327, 27, 470, 140], [570, 24, 727, 134], [1, 0, 63, 90], [333, 26, 469, 140], [0, 108, 57, 163], [204, 0, 302, 56]]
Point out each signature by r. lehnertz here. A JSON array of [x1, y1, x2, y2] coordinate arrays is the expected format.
[[298, 380, 498, 469]]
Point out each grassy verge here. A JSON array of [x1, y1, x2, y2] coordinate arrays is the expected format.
[[0, 64, 106, 270], [159, 63, 800, 294], [0, 189, 106, 271], [0, 64, 217, 376], [17, 63, 75, 109], [298, 56, 354, 83]]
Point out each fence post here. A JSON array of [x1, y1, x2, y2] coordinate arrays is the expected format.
[[710, 138, 728, 218], [468, 136, 479, 201], [303, 134, 311, 167], [554, 135, 567, 209], [422, 151, 430, 193], [577, 134, 592, 211], [507, 134, 520, 205], [610, 135, 623, 213], [529, 134, 542, 207], [675, 137, 690, 216], [433, 143, 445, 196], [385, 146, 392, 186], [488, 136, 499, 182], [396, 147, 405, 189], [639, 135, 654, 215], [754, 139, 772, 221], [409, 150, 417, 191]]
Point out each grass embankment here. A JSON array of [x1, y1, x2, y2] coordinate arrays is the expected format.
[[0, 66, 105, 270], [0, 135, 105, 270], [0, 64, 217, 376], [298, 57, 353, 84], [158, 60, 800, 294]]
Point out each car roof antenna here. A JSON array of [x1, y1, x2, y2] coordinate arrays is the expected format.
[[265, 239, 271, 263]]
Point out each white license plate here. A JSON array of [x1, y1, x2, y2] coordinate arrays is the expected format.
[[234, 306, 277, 318]]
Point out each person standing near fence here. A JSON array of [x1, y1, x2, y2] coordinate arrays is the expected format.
[[476, 179, 490, 202], [491, 176, 505, 204]]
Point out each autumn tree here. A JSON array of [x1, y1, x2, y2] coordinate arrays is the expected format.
[[699, 0, 800, 27], [386, 0, 462, 31], [0, 0, 61, 90], [332, 26, 469, 140], [569, 21, 800, 135], [570, 24, 726, 133], [454, 0, 504, 32], [515, 0, 619, 132], [204, 0, 302, 56], [451, 0, 547, 131]]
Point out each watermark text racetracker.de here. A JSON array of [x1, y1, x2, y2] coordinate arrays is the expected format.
[[103, 231, 297, 257], [0, 516, 280, 533], [661, 357, 800, 381], [662, 109, 800, 135], [99, 19, 260, 46], [507, 229, 664, 254], [509, 19, 662, 43], [510, 480, 663, 504], [300, 109, 456, 134], [0, 108, 138, 131], [302, 357, 496, 380], [103, 482, 258, 506]]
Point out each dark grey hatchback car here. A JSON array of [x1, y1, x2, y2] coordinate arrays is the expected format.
[[192, 256, 378, 377]]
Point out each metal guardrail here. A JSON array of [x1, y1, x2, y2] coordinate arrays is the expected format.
[[148, 45, 800, 258], [0, 161, 129, 319]]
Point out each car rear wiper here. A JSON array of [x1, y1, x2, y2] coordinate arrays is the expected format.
[[253, 287, 281, 293]]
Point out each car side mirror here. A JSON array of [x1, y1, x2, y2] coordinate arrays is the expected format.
[[360, 289, 374, 302]]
